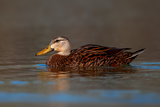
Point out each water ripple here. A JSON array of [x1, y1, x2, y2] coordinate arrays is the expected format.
[[131, 62, 160, 70]]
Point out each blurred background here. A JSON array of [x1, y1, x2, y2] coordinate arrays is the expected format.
[[0, 0, 160, 61]]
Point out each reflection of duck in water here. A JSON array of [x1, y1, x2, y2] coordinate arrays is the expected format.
[[46, 66, 136, 76], [37, 66, 136, 80], [36, 36, 145, 67]]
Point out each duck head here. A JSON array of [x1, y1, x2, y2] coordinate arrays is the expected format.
[[35, 36, 71, 56]]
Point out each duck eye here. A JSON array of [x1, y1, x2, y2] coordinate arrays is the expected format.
[[55, 40, 60, 42]]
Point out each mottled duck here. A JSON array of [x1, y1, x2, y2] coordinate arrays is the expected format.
[[35, 36, 145, 67]]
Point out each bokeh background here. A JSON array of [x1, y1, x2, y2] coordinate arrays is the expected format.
[[0, 0, 160, 61]]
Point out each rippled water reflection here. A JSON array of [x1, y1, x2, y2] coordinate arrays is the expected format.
[[0, 62, 160, 106]]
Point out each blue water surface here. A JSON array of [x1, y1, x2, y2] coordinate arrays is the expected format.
[[0, 90, 160, 104]]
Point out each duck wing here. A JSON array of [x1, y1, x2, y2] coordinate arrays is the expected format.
[[66, 44, 131, 67], [76, 44, 131, 56], [65, 44, 145, 67]]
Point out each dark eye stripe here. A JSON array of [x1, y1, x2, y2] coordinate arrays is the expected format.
[[55, 40, 60, 43]]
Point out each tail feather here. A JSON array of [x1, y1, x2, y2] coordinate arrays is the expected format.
[[127, 48, 146, 59]]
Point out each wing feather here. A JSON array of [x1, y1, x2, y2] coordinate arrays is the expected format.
[[68, 44, 131, 66]]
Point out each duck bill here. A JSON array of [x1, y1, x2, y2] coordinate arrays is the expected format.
[[35, 45, 53, 56]]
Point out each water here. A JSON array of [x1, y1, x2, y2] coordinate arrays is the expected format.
[[0, 0, 160, 107]]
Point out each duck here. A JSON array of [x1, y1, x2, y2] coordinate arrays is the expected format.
[[35, 36, 145, 67]]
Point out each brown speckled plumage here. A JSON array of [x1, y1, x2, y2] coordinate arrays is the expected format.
[[46, 44, 145, 67], [35, 36, 145, 67]]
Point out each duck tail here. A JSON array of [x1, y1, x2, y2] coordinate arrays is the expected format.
[[126, 48, 146, 59]]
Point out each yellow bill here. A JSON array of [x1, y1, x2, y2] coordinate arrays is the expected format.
[[35, 45, 53, 56]]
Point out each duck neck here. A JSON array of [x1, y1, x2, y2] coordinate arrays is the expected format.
[[57, 41, 71, 56], [57, 50, 70, 56]]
